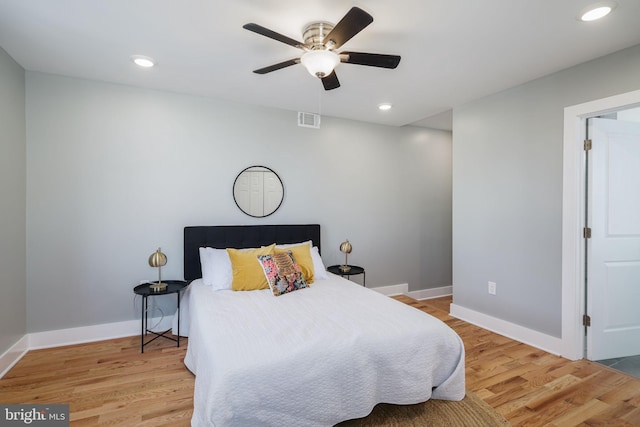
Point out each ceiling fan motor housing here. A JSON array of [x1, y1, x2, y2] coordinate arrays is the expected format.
[[303, 22, 335, 50]]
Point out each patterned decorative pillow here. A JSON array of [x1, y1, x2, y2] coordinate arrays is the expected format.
[[275, 241, 315, 284], [258, 251, 308, 296]]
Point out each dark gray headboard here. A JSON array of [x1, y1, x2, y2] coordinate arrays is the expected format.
[[183, 224, 321, 281]]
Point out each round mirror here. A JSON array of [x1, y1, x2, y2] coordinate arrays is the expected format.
[[233, 166, 284, 218]]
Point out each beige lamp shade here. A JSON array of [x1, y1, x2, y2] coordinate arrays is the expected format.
[[148, 248, 168, 291], [339, 240, 352, 272]]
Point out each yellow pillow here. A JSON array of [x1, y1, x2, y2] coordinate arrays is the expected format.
[[275, 243, 315, 284], [227, 244, 276, 291]]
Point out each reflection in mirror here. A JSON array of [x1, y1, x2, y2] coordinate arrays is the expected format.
[[233, 166, 284, 217]]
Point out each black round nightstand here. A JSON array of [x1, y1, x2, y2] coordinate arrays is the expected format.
[[133, 280, 187, 353], [327, 265, 366, 287]]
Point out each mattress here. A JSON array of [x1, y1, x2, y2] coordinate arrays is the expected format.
[[181, 275, 465, 427]]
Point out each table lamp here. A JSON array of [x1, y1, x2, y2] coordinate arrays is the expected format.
[[339, 240, 352, 272], [148, 247, 168, 292]]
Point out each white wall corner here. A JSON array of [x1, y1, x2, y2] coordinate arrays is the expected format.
[[450, 303, 565, 357], [370, 283, 408, 296], [0, 335, 29, 379], [407, 286, 452, 300]]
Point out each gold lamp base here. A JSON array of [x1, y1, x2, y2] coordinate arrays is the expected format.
[[339, 265, 351, 273], [149, 282, 168, 292]]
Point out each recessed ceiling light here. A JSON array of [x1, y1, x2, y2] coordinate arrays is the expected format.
[[378, 103, 392, 111], [579, 1, 617, 21], [131, 55, 155, 68]]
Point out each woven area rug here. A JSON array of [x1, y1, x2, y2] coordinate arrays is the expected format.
[[336, 392, 511, 427]]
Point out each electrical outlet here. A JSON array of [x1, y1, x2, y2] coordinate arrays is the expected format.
[[488, 281, 497, 295]]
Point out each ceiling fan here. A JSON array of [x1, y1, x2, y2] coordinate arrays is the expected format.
[[243, 7, 401, 90]]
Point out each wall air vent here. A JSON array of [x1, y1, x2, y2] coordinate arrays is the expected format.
[[298, 112, 321, 129]]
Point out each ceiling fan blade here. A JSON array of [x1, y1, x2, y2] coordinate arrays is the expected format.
[[340, 52, 401, 69], [253, 59, 300, 74], [321, 71, 340, 90], [243, 23, 305, 49], [323, 7, 373, 50]]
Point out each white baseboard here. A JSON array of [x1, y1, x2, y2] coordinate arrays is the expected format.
[[1, 315, 174, 379], [450, 303, 564, 356], [371, 284, 452, 299], [29, 315, 174, 350], [407, 286, 452, 300], [0, 335, 29, 379], [28, 319, 141, 350], [370, 283, 408, 296]]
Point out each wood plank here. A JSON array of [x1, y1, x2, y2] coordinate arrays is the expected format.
[[1, 296, 640, 426]]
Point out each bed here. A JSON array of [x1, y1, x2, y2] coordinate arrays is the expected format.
[[178, 224, 465, 427]]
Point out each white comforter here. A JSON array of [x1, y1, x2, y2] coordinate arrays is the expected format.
[[181, 276, 465, 427]]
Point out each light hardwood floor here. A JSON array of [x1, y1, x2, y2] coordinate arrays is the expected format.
[[1, 296, 639, 426]]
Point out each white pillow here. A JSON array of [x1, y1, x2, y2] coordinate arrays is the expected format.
[[311, 246, 329, 280], [275, 240, 312, 249], [199, 247, 232, 290]]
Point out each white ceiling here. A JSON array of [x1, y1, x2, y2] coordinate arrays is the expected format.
[[1, 1, 639, 130]]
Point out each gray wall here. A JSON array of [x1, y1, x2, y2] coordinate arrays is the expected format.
[[25, 72, 452, 333], [453, 44, 640, 337], [0, 47, 26, 353]]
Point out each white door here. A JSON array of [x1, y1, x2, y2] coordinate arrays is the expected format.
[[248, 171, 265, 216], [588, 118, 640, 360], [234, 172, 252, 214], [263, 171, 283, 215], [235, 170, 265, 216]]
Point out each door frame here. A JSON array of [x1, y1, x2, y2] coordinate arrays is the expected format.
[[562, 89, 640, 360]]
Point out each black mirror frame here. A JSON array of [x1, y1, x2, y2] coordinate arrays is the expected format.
[[232, 165, 284, 218]]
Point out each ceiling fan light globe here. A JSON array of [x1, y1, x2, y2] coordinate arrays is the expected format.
[[301, 50, 339, 78]]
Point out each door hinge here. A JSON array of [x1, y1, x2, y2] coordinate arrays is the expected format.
[[583, 314, 591, 327], [584, 139, 592, 151], [583, 227, 592, 239]]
